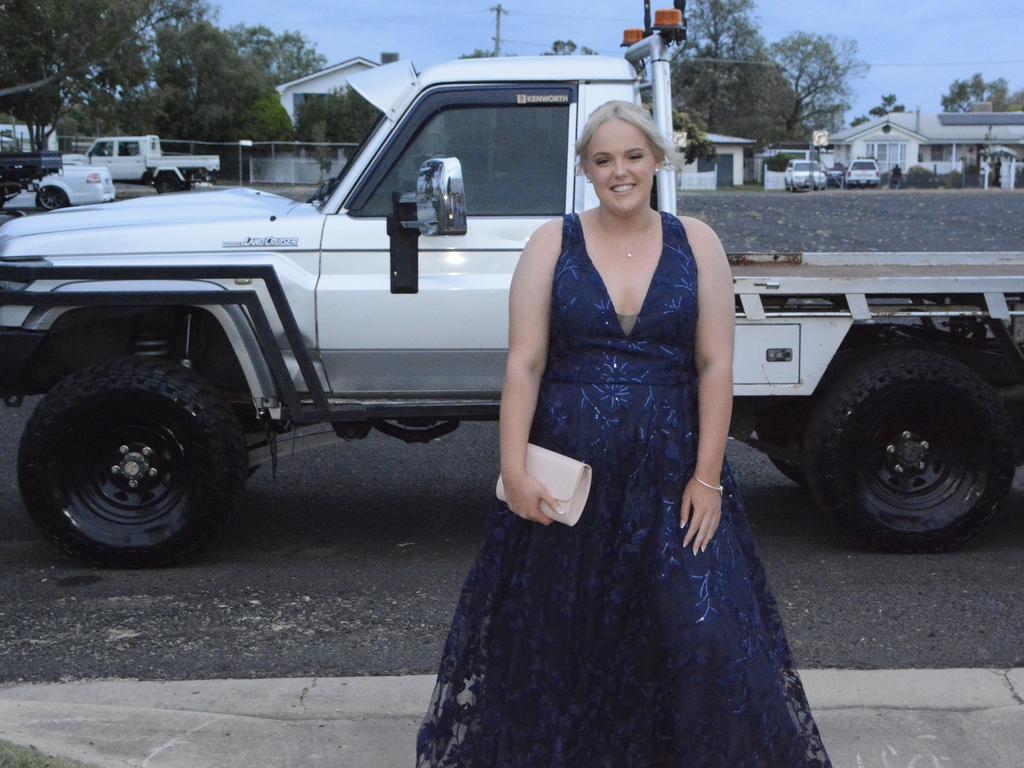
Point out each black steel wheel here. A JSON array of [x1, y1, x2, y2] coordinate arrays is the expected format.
[[803, 349, 1016, 552], [154, 173, 181, 194], [36, 186, 70, 210], [18, 358, 248, 567]]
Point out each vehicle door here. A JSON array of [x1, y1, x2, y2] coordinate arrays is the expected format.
[[112, 140, 146, 181], [318, 85, 576, 396], [86, 140, 115, 175]]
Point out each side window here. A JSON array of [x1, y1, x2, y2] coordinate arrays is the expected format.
[[119, 141, 141, 157], [91, 141, 113, 157], [357, 104, 569, 217]]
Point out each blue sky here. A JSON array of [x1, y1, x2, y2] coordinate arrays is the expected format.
[[214, 0, 1024, 126]]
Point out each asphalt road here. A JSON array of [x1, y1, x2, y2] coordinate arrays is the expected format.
[[0, 189, 1022, 684], [1, 400, 1022, 684]]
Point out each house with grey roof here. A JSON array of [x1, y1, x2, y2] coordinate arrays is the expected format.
[[831, 110, 1024, 174], [675, 132, 754, 188]]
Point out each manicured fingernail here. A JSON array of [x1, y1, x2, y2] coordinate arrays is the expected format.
[[679, 520, 687, 528], [701, 544, 706, 552]]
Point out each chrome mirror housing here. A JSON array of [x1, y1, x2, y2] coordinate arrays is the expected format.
[[415, 157, 467, 236]]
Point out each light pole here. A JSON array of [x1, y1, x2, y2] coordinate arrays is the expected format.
[[238, 139, 253, 186]]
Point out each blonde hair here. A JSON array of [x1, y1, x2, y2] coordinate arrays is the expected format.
[[575, 100, 681, 174]]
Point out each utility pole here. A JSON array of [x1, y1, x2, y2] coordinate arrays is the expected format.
[[490, 4, 508, 56]]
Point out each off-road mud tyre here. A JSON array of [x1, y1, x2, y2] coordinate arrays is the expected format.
[[803, 349, 1016, 552], [18, 358, 248, 567]]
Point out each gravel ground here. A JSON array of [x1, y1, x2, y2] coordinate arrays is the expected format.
[[678, 188, 1024, 253]]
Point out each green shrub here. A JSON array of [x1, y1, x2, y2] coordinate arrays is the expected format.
[[765, 154, 800, 172], [237, 94, 293, 141], [904, 166, 937, 188]]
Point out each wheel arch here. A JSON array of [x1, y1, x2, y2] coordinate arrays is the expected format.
[[18, 301, 277, 406]]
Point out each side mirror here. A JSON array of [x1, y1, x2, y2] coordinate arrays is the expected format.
[[387, 157, 468, 294], [414, 157, 467, 236]]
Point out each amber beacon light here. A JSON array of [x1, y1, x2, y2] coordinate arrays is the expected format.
[[621, 28, 644, 47], [653, 9, 683, 29]]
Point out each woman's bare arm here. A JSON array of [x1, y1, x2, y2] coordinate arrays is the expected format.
[[499, 218, 563, 524], [680, 215, 735, 552]]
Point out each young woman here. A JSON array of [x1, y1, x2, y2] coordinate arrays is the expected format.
[[416, 101, 833, 767]]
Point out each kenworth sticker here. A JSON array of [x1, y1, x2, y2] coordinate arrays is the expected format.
[[222, 236, 299, 248]]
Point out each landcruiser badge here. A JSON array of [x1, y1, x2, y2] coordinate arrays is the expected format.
[[222, 236, 299, 248]]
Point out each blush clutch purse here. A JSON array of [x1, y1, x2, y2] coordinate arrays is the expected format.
[[496, 443, 592, 526]]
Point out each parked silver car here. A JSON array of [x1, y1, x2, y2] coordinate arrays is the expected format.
[[784, 160, 826, 191]]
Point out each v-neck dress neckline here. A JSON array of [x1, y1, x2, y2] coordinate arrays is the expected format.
[[574, 211, 667, 339]]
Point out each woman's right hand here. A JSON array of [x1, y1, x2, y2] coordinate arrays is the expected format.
[[502, 471, 559, 526]]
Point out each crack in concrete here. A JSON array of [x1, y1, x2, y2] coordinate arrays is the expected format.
[[1002, 669, 1023, 706], [298, 676, 319, 706], [140, 715, 226, 767]]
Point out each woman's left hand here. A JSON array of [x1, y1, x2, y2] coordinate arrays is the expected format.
[[680, 478, 722, 555]]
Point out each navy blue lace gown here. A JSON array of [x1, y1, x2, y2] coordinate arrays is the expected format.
[[416, 212, 833, 767]]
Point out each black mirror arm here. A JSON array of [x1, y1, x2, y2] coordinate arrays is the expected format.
[[387, 191, 420, 294]]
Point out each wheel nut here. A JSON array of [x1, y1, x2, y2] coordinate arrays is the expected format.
[[128, 479, 139, 489], [111, 465, 121, 474], [886, 444, 896, 454], [901, 431, 912, 439], [894, 464, 905, 474], [921, 441, 929, 450], [119, 445, 129, 454], [147, 467, 158, 477], [918, 461, 926, 470], [142, 447, 153, 457]]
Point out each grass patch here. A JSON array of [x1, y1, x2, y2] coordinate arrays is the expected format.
[[0, 740, 97, 768]]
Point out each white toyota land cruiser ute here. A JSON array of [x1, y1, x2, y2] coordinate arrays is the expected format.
[[1, 14, 1022, 565]]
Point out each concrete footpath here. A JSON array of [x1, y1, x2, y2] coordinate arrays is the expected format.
[[0, 669, 1021, 768]]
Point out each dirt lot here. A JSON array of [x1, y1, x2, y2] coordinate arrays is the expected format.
[[679, 188, 1024, 253]]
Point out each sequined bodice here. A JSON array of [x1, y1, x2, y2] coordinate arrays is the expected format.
[[543, 211, 700, 387]]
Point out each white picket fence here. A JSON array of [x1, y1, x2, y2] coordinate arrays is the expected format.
[[909, 160, 964, 175], [1000, 158, 1018, 190], [763, 170, 787, 191], [677, 170, 717, 191]]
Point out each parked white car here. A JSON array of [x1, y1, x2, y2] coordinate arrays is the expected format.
[[5, 158, 116, 210], [784, 160, 826, 191], [845, 158, 881, 188]]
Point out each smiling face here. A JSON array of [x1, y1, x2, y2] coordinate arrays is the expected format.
[[582, 118, 660, 215]]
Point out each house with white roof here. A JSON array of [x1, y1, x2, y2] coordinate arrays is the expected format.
[[276, 56, 385, 123], [831, 110, 1024, 174]]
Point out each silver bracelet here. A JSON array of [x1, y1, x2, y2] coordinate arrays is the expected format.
[[692, 474, 723, 495]]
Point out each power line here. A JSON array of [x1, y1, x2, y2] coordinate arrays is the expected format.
[[870, 59, 1024, 68], [513, 10, 635, 22]]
